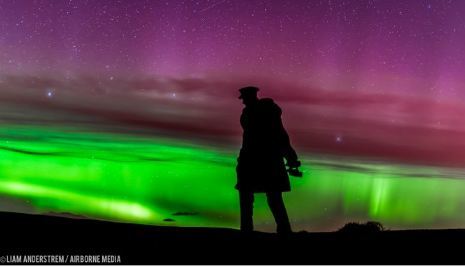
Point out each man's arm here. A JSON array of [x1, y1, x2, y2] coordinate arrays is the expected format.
[[277, 118, 300, 167]]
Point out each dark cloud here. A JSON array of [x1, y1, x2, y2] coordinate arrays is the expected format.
[[1, 74, 465, 168]]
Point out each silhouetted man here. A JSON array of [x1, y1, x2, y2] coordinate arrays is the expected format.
[[236, 86, 301, 234]]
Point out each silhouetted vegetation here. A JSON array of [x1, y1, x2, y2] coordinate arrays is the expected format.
[[338, 221, 385, 233]]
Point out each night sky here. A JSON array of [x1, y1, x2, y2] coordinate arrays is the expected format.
[[2, 0, 465, 81], [2, 0, 465, 230], [2, 0, 465, 167]]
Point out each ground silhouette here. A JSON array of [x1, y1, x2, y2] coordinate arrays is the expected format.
[[1, 211, 464, 264]]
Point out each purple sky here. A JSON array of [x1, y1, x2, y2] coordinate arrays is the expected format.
[[2, 0, 465, 87], [2, 0, 465, 167]]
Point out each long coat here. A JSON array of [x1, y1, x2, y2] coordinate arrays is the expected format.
[[236, 98, 298, 193]]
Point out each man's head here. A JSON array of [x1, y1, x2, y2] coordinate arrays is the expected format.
[[238, 86, 259, 106]]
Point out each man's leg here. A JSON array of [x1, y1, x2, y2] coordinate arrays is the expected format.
[[239, 191, 254, 232], [266, 192, 292, 234]]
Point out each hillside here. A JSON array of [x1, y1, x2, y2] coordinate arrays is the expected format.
[[0, 211, 463, 264]]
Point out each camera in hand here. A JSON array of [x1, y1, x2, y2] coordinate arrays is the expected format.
[[287, 166, 303, 177], [286, 160, 303, 177]]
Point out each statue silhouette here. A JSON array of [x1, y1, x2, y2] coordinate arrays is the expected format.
[[235, 86, 301, 234]]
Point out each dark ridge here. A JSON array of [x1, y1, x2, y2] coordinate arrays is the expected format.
[[172, 211, 198, 216], [0, 145, 66, 156], [0, 145, 168, 163]]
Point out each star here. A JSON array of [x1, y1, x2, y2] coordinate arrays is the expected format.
[[46, 89, 54, 98]]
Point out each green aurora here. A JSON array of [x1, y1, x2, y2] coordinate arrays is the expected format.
[[1, 125, 465, 232]]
